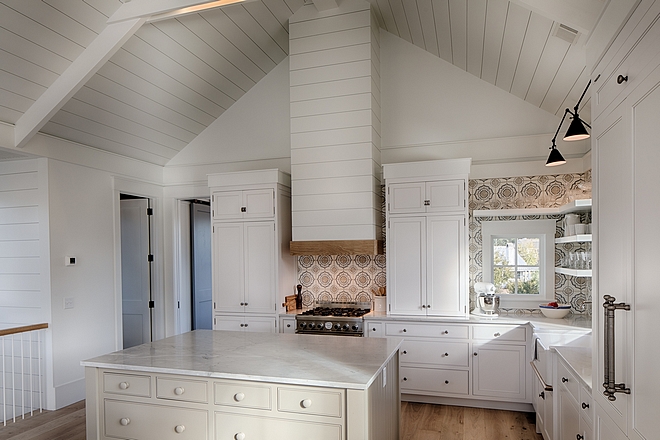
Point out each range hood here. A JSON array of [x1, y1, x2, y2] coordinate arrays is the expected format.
[[288, 0, 383, 255]]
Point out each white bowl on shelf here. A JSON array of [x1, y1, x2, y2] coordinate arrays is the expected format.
[[539, 304, 571, 319]]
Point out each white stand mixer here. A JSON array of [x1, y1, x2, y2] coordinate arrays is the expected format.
[[471, 282, 500, 317]]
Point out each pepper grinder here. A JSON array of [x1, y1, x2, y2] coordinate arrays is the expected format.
[[295, 284, 303, 309]]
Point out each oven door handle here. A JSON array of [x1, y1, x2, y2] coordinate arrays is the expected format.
[[530, 361, 553, 392]]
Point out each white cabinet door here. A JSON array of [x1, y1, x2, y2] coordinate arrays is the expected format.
[[244, 222, 275, 314], [388, 217, 425, 315], [426, 180, 465, 213], [388, 182, 425, 214], [214, 315, 276, 333], [427, 216, 465, 316], [472, 344, 526, 400], [559, 386, 581, 440], [212, 189, 274, 220], [279, 316, 296, 334], [213, 223, 244, 313], [630, 63, 660, 440], [214, 315, 245, 331], [213, 222, 275, 315], [212, 191, 243, 220]]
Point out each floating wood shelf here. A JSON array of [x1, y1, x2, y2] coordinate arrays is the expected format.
[[473, 199, 592, 217]]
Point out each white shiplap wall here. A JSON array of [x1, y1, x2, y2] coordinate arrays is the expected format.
[[290, 0, 382, 241], [0, 159, 49, 326]]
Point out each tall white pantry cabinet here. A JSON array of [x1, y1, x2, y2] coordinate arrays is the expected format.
[[383, 159, 471, 317], [208, 170, 294, 333], [591, 1, 660, 439]]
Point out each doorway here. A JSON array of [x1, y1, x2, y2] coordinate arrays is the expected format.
[[190, 201, 212, 330], [120, 194, 153, 348]]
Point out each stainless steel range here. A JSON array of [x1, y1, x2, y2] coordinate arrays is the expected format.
[[295, 301, 371, 336]]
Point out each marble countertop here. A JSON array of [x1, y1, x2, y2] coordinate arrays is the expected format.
[[555, 345, 593, 391], [81, 330, 403, 390]]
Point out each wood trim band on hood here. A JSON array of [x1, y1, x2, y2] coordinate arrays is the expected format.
[[290, 240, 383, 256]]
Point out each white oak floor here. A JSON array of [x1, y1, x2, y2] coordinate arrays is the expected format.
[[0, 400, 541, 440]]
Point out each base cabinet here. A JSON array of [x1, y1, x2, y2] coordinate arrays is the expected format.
[[472, 344, 526, 401], [370, 320, 529, 405], [87, 363, 398, 440], [557, 357, 593, 440], [214, 315, 276, 333]]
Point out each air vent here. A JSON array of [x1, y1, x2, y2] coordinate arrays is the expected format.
[[552, 22, 580, 45]]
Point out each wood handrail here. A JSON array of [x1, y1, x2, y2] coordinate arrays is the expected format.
[[0, 323, 48, 337]]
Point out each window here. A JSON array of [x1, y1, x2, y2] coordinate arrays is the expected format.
[[482, 219, 555, 308]]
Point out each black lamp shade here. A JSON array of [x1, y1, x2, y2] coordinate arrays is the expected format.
[[563, 116, 590, 141], [546, 147, 566, 167]]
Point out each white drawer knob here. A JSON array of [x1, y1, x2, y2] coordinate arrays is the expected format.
[[174, 387, 185, 395], [235, 432, 246, 440], [174, 425, 185, 434], [301, 399, 312, 408], [120, 418, 130, 426], [234, 392, 245, 402], [119, 382, 129, 390]]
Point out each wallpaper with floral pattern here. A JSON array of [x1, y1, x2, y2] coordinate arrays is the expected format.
[[469, 171, 592, 315]]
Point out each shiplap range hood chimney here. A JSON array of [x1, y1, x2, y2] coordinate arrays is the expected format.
[[289, 0, 383, 255]]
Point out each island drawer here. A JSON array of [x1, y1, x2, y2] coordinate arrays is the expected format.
[[215, 411, 342, 440], [385, 323, 469, 339], [557, 358, 580, 402], [104, 399, 208, 440], [277, 386, 343, 418], [400, 340, 469, 367], [214, 380, 272, 410], [400, 367, 468, 396], [157, 376, 208, 403], [103, 372, 151, 398], [472, 325, 526, 342]]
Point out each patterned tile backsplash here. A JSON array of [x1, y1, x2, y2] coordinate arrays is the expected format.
[[296, 254, 386, 307], [295, 171, 592, 314]]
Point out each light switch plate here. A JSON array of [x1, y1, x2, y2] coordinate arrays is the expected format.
[[64, 298, 74, 309]]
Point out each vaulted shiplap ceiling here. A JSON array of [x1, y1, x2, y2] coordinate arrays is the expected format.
[[0, 0, 600, 165]]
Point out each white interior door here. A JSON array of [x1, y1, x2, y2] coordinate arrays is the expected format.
[[191, 203, 212, 329], [120, 198, 151, 348]]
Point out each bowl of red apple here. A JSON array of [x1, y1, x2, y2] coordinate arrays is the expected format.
[[539, 302, 571, 318]]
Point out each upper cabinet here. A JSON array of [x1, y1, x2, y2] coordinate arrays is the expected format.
[[384, 159, 471, 317], [212, 189, 274, 220], [208, 170, 294, 326], [388, 180, 465, 215]]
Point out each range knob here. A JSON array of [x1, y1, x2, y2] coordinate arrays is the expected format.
[[334, 324, 341, 330], [351, 325, 359, 331], [300, 322, 307, 329], [316, 323, 324, 329], [342, 324, 350, 331]]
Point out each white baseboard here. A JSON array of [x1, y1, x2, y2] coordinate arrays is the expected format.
[[55, 377, 86, 410], [402, 393, 534, 413]]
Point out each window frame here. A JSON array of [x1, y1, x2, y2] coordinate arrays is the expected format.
[[481, 219, 556, 308]]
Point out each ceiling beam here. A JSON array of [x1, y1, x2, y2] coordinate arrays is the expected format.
[[108, 0, 253, 24], [14, 18, 144, 149], [509, 0, 606, 35]]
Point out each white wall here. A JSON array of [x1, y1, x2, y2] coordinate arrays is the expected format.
[[47, 159, 119, 407], [379, 29, 590, 174], [164, 58, 292, 185]]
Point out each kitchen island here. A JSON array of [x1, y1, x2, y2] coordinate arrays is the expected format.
[[82, 330, 401, 440]]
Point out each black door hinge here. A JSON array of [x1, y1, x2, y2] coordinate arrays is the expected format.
[[147, 254, 154, 262], [146, 208, 153, 216], [149, 301, 155, 308]]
